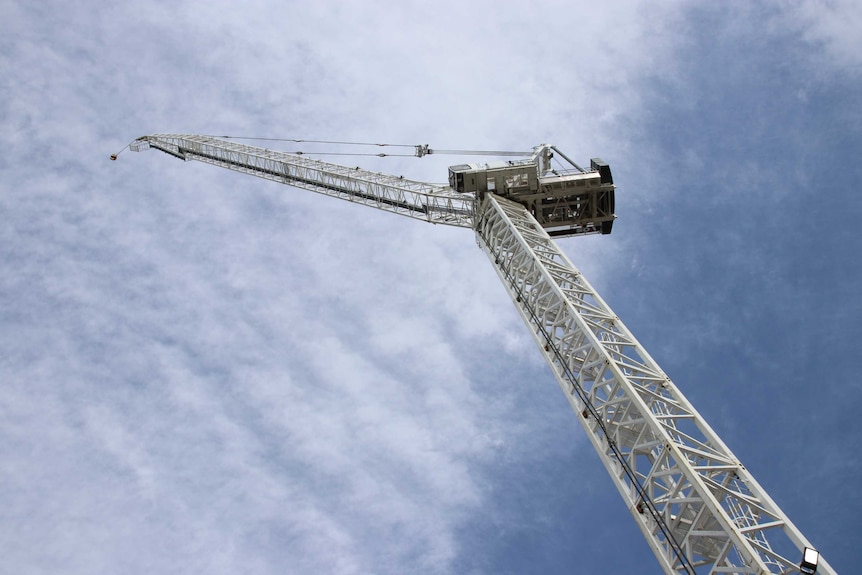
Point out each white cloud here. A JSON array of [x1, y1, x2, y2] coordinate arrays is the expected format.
[[1, 1, 681, 571], [4, 1, 857, 573], [788, 0, 862, 72]]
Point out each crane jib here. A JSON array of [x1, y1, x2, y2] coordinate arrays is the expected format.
[[154, 142, 431, 216], [138, 136, 478, 227]]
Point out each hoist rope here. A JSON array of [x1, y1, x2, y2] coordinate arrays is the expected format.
[[289, 151, 416, 157], [214, 135, 416, 148], [109, 139, 137, 160], [112, 134, 532, 161], [211, 135, 531, 157]]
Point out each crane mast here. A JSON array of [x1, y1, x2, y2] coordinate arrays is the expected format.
[[130, 134, 834, 575]]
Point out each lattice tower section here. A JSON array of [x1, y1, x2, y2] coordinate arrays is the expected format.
[[474, 193, 833, 575]]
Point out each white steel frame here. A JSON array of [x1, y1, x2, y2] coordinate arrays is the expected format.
[[132, 135, 475, 228], [475, 193, 834, 575], [134, 135, 835, 575]]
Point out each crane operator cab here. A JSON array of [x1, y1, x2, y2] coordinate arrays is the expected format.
[[448, 146, 615, 238]]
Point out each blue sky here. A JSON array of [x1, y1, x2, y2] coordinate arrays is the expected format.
[[2, 1, 860, 573]]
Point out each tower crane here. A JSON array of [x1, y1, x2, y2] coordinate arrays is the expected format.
[[126, 134, 833, 575]]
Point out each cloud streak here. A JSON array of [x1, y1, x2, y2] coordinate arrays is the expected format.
[[2, 1, 860, 573]]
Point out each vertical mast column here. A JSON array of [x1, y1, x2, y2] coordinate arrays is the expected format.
[[474, 193, 831, 575]]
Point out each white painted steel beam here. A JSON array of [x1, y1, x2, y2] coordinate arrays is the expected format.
[[474, 193, 834, 575], [132, 134, 475, 228]]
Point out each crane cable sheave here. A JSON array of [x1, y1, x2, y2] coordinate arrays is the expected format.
[[130, 134, 616, 239]]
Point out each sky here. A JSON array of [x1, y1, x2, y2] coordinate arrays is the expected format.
[[1, 1, 860, 574]]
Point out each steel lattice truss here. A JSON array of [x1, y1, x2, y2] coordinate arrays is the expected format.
[[133, 135, 835, 575], [131, 135, 475, 228], [475, 194, 832, 575]]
